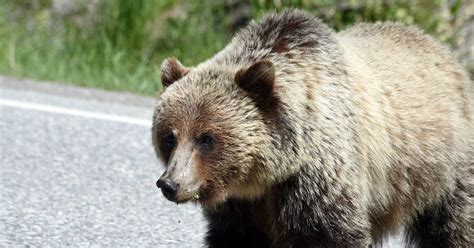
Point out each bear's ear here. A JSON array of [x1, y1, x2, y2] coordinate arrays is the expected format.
[[160, 57, 190, 88], [235, 60, 275, 104]]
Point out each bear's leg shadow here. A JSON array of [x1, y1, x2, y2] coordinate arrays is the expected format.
[[204, 198, 271, 248], [405, 179, 472, 248]]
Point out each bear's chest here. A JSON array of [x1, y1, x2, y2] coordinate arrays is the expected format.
[[247, 191, 279, 242]]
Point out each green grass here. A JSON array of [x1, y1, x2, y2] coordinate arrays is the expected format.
[[0, 0, 230, 95], [0, 0, 464, 95]]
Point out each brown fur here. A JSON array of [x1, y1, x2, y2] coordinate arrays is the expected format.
[[152, 10, 473, 247]]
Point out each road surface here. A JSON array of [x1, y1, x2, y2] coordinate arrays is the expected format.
[[0, 76, 403, 246]]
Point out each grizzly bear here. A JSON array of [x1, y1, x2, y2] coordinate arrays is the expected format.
[[152, 9, 473, 247]]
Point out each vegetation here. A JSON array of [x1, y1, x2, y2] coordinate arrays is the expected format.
[[0, 0, 468, 95]]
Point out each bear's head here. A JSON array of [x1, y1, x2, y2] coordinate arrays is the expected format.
[[152, 57, 278, 207]]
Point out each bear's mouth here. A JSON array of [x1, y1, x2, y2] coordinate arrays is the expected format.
[[164, 189, 200, 204], [174, 193, 201, 204], [175, 189, 220, 207]]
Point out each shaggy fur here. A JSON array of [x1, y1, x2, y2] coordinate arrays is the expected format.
[[152, 10, 473, 247]]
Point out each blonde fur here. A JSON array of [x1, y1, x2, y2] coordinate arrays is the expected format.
[[153, 10, 473, 247]]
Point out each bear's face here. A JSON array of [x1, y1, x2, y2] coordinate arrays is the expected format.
[[153, 58, 276, 207]]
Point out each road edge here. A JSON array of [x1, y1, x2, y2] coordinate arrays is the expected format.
[[0, 75, 156, 108]]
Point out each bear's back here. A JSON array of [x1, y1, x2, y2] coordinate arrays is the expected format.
[[336, 22, 472, 136]]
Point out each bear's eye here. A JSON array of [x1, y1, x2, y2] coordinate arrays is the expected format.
[[197, 133, 215, 153], [162, 132, 177, 151]]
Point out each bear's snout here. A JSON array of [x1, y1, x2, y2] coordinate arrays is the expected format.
[[156, 178, 180, 201]]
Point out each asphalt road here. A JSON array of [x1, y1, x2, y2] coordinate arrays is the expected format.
[[0, 77, 206, 247], [0, 76, 403, 247]]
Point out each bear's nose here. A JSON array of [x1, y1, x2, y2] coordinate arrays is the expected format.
[[156, 178, 179, 201]]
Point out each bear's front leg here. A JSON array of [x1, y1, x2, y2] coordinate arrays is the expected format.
[[272, 168, 372, 248], [203, 198, 271, 248]]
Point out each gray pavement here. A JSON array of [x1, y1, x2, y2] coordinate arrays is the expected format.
[[0, 76, 206, 247], [0, 76, 403, 247]]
